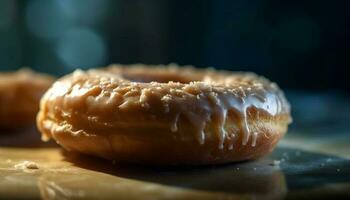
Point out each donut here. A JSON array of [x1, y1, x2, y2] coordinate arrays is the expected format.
[[37, 64, 292, 165], [0, 68, 54, 128]]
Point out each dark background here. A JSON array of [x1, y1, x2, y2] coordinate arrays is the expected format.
[[0, 0, 349, 91]]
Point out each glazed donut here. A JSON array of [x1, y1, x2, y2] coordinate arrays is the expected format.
[[0, 69, 54, 128], [37, 64, 292, 165]]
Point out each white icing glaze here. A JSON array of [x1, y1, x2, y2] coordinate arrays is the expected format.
[[175, 84, 289, 149]]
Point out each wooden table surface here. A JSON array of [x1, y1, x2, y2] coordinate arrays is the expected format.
[[1, 92, 349, 200]]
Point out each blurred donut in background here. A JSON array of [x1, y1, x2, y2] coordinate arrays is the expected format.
[[0, 68, 54, 129]]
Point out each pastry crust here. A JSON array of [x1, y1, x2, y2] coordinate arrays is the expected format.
[[37, 64, 292, 165], [0, 69, 54, 128]]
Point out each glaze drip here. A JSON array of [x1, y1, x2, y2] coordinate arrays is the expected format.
[[251, 132, 258, 147]]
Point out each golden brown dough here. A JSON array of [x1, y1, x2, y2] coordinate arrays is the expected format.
[[37, 64, 292, 165], [0, 68, 54, 128]]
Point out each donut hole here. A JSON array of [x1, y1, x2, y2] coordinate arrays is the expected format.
[[121, 71, 201, 84]]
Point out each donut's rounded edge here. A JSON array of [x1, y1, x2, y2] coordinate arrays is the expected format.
[[37, 64, 291, 165]]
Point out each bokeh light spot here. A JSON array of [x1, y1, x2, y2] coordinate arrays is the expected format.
[[55, 28, 107, 69], [57, 0, 109, 24], [25, 0, 71, 39]]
